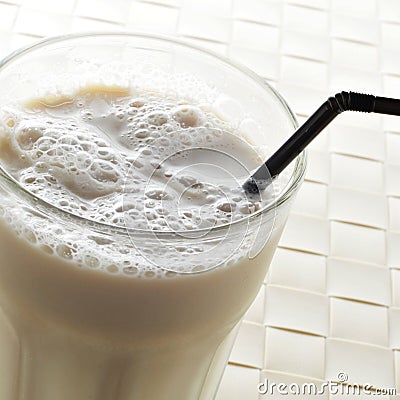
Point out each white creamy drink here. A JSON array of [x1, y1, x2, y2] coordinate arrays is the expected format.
[[0, 84, 285, 400], [0, 32, 308, 400]]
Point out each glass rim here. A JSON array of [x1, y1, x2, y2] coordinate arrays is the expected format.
[[0, 31, 307, 238]]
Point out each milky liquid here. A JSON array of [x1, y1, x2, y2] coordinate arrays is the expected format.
[[0, 86, 288, 399]]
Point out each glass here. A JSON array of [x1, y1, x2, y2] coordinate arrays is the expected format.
[[0, 33, 306, 400]]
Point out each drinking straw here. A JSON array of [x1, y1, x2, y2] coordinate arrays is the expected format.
[[243, 91, 400, 194]]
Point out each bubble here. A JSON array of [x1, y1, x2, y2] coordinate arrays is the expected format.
[[135, 129, 149, 139], [145, 189, 171, 200], [238, 202, 256, 215], [40, 244, 54, 254], [178, 176, 199, 187], [15, 125, 44, 150], [168, 221, 181, 231], [155, 207, 168, 215], [23, 229, 37, 243], [88, 235, 114, 245], [145, 211, 157, 221], [23, 176, 36, 184], [85, 255, 100, 268], [147, 112, 168, 126], [130, 99, 145, 108], [56, 244, 74, 260], [89, 160, 122, 184], [106, 264, 119, 274], [217, 202, 236, 213], [141, 148, 152, 156], [172, 105, 206, 128], [123, 266, 138, 276], [144, 270, 156, 278]]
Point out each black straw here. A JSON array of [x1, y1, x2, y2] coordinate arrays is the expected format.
[[243, 91, 400, 194]]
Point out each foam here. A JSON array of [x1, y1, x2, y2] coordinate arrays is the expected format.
[[0, 86, 277, 276]]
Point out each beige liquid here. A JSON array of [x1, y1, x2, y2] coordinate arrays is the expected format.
[[0, 87, 287, 400]]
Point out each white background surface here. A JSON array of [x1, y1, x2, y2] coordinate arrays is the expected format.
[[0, 0, 399, 398]]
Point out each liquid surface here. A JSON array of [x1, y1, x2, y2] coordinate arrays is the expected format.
[[0, 86, 277, 275], [0, 86, 273, 233]]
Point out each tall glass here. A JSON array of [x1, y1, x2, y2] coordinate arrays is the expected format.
[[0, 33, 306, 400]]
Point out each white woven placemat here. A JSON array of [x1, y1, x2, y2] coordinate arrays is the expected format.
[[0, 1, 399, 398]]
